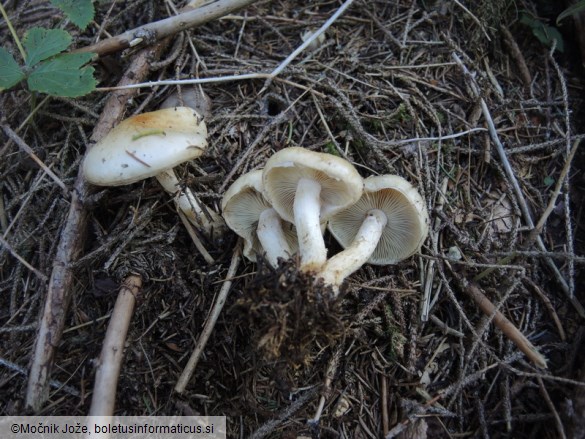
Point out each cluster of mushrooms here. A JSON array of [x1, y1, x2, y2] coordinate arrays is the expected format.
[[83, 101, 429, 294], [79, 97, 432, 414], [222, 147, 430, 294]]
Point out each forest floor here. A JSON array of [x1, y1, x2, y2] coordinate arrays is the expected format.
[[1, 0, 584, 438]]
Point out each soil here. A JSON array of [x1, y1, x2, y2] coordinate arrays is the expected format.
[[1, 0, 584, 438]]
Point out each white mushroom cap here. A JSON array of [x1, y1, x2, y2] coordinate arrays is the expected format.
[[83, 107, 207, 186], [82, 107, 225, 239], [327, 174, 429, 265], [222, 170, 297, 265], [262, 147, 363, 221], [262, 147, 363, 271]]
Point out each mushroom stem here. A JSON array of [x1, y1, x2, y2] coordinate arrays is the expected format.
[[319, 209, 387, 292], [156, 169, 225, 238], [294, 178, 327, 271], [257, 208, 292, 267]]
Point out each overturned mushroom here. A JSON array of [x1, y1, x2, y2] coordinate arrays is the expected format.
[[262, 147, 363, 271], [320, 174, 429, 291], [83, 106, 225, 238], [222, 169, 298, 266]]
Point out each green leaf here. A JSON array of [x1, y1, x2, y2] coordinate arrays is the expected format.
[[519, 13, 564, 53], [544, 176, 555, 186], [0, 47, 25, 90], [557, 0, 585, 25], [534, 25, 564, 52], [50, 0, 95, 30], [23, 28, 72, 68], [27, 53, 96, 97]]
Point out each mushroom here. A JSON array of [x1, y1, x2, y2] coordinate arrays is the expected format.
[[83, 106, 225, 238], [222, 169, 298, 266], [319, 174, 429, 291], [262, 147, 363, 271]]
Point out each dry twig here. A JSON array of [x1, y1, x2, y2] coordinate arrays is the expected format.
[[88, 275, 142, 416], [449, 268, 548, 369], [75, 0, 260, 56], [174, 240, 241, 393]]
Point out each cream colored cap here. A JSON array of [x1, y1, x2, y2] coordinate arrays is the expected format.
[[328, 174, 429, 265], [83, 107, 207, 186], [262, 147, 363, 222], [222, 170, 297, 262]]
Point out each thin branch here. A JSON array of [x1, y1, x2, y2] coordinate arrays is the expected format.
[[549, 41, 576, 298], [523, 278, 566, 342], [75, 0, 260, 57], [178, 210, 215, 264], [450, 269, 548, 369], [529, 138, 580, 241], [381, 374, 389, 437], [537, 377, 567, 439], [266, 0, 356, 79], [174, 240, 241, 393], [89, 275, 143, 416], [309, 341, 344, 425]]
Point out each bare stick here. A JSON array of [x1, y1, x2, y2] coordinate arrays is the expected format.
[[450, 270, 547, 369], [177, 210, 215, 264], [309, 342, 344, 424], [523, 278, 566, 341], [75, 0, 260, 57], [529, 138, 581, 242], [89, 275, 142, 416], [267, 0, 356, 78], [537, 377, 567, 439], [174, 240, 241, 393], [548, 43, 576, 298], [381, 374, 389, 436], [25, 43, 169, 412]]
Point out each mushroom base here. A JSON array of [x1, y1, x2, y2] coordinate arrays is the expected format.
[[233, 257, 345, 367]]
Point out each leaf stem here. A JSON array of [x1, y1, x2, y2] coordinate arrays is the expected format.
[[0, 3, 27, 62]]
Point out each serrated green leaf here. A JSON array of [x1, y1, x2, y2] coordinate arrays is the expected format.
[[557, 0, 585, 25], [27, 52, 96, 97], [23, 27, 72, 68], [0, 47, 25, 90], [50, 0, 95, 30]]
